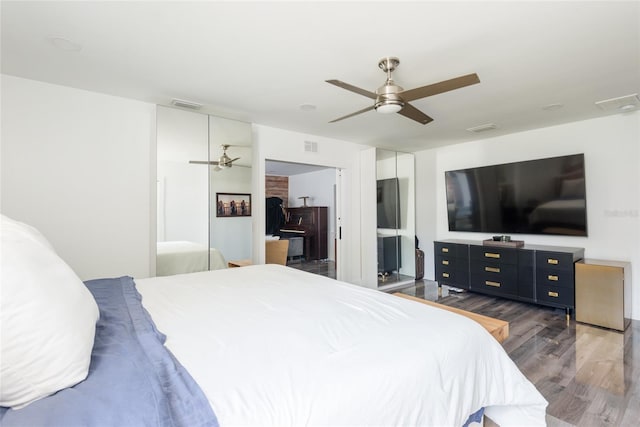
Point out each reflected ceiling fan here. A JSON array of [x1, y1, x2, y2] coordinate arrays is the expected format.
[[189, 144, 241, 171], [326, 57, 480, 125]]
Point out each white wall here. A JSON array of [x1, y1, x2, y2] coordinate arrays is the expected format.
[[288, 168, 336, 261], [415, 112, 640, 319], [1, 75, 156, 280], [210, 165, 252, 261], [252, 125, 370, 285]]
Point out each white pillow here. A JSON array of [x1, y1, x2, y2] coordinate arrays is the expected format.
[[0, 215, 99, 409]]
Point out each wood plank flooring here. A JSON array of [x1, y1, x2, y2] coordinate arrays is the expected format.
[[393, 280, 640, 427], [287, 259, 336, 279]]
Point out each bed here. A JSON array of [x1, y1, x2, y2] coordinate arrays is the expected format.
[[156, 240, 227, 276], [1, 214, 548, 426], [528, 199, 586, 232]]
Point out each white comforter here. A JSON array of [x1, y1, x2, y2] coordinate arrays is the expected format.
[[156, 241, 227, 276], [137, 265, 547, 426]]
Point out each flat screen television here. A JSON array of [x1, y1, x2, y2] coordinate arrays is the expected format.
[[445, 154, 587, 236], [377, 178, 401, 229]]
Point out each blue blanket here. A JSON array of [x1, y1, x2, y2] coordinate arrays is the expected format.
[[0, 276, 218, 427]]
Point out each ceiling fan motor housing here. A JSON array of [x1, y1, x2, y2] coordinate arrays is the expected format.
[[375, 82, 405, 113]]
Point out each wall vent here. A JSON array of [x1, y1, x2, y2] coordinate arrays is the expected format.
[[595, 93, 639, 112], [466, 123, 497, 133], [304, 140, 318, 152], [171, 98, 203, 110]]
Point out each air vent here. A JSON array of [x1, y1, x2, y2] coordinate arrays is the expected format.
[[595, 94, 639, 112], [304, 141, 318, 152], [466, 123, 497, 133], [171, 98, 203, 110]]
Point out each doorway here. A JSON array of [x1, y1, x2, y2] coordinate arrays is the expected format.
[[265, 160, 340, 279]]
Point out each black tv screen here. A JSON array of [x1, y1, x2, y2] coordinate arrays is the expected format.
[[445, 154, 587, 236], [377, 178, 401, 229]]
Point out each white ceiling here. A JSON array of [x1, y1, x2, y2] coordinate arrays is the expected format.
[[2, 1, 639, 152]]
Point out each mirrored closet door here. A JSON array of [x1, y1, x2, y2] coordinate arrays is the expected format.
[[156, 106, 252, 276], [376, 148, 415, 289]]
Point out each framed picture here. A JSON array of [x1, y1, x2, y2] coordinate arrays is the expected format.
[[216, 193, 251, 217]]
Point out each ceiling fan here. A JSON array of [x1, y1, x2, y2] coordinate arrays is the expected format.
[[189, 144, 240, 171], [326, 57, 480, 125]]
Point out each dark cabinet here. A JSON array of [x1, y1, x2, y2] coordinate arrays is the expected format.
[[517, 250, 535, 301], [434, 239, 584, 315], [378, 236, 401, 274], [470, 245, 518, 297], [535, 250, 577, 308], [434, 241, 469, 290]]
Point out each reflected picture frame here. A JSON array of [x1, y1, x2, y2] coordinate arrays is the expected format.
[[215, 193, 251, 217]]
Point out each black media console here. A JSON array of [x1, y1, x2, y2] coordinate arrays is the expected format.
[[434, 239, 584, 319], [378, 235, 401, 274]]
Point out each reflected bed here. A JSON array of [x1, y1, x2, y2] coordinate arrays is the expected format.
[[156, 241, 227, 276]]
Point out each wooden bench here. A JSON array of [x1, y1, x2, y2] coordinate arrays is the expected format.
[[228, 259, 252, 268], [393, 293, 509, 344]]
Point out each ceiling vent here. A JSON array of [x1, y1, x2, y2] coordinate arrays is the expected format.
[[171, 98, 203, 110], [466, 123, 497, 133], [304, 140, 318, 153], [595, 94, 639, 112]]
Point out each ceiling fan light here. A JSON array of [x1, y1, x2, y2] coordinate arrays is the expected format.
[[375, 102, 403, 114]]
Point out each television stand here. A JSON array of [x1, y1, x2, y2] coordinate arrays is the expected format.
[[434, 239, 584, 318], [377, 235, 401, 274]]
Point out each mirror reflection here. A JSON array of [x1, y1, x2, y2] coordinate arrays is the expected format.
[[376, 148, 416, 288], [156, 106, 252, 276]]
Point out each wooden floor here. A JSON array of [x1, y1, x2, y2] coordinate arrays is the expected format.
[[287, 259, 336, 279], [393, 280, 640, 427]]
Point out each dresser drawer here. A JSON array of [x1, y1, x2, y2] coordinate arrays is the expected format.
[[435, 265, 469, 289], [537, 284, 574, 306], [537, 267, 574, 289], [434, 242, 468, 258], [436, 255, 462, 270], [435, 264, 457, 282], [470, 245, 517, 264], [536, 251, 575, 271], [470, 274, 518, 296], [470, 259, 518, 281]]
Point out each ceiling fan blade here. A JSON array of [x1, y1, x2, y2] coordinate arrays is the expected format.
[[397, 103, 434, 125], [329, 105, 375, 123], [228, 157, 240, 163], [189, 160, 220, 165], [326, 79, 377, 99], [401, 73, 480, 102]]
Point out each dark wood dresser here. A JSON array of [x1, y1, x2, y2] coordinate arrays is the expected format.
[[434, 239, 584, 319]]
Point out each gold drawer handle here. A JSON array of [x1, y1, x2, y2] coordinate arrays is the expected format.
[[442, 272, 450, 278], [485, 252, 500, 259], [485, 266, 500, 273], [548, 275, 559, 281], [442, 248, 449, 253], [442, 260, 449, 265], [485, 280, 501, 287], [548, 291, 559, 297], [547, 258, 559, 265]]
